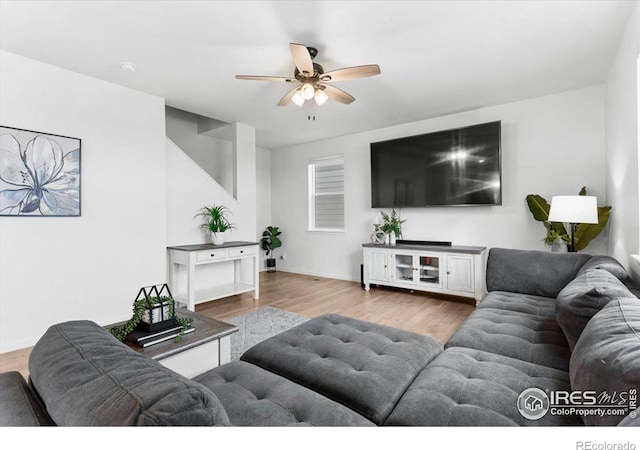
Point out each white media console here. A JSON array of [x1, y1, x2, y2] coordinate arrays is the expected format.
[[362, 242, 487, 303]]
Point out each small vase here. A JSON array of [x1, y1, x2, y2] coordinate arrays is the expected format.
[[550, 238, 567, 253], [211, 232, 225, 246], [384, 233, 390, 245], [390, 231, 396, 246]]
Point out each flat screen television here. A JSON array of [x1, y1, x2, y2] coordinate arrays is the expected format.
[[370, 121, 502, 207]]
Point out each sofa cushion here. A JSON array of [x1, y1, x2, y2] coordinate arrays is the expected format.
[[240, 314, 443, 425], [194, 361, 374, 426], [576, 255, 628, 281], [486, 248, 591, 298], [556, 269, 632, 351], [570, 298, 640, 426], [28, 320, 230, 426], [385, 347, 581, 426], [478, 291, 557, 318], [445, 308, 571, 371], [0, 371, 53, 426]]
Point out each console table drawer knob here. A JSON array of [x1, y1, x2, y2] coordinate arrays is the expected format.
[[211, 254, 215, 257]]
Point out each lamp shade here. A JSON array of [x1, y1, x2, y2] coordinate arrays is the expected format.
[[548, 196, 598, 224]]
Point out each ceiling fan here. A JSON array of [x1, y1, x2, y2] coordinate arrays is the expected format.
[[235, 43, 381, 107]]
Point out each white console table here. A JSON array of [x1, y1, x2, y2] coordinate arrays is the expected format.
[[167, 241, 260, 311], [363, 243, 487, 304]]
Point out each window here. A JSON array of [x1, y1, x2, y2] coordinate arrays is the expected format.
[[308, 156, 345, 231]]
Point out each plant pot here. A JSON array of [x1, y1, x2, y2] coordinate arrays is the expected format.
[[389, 231, 396, 246], [211, 232, 225, 246], [266, 258, 276, 272], [550, 238, 568, 253], [384, 233, 390, 245]]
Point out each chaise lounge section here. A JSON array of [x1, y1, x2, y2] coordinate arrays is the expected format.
[[1, 248, 638, 427]]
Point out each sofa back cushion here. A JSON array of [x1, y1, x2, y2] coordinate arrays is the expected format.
[[576, 255, 628, 281], [29, 320, 230, 426], [486, 248, 591, 298], [556, 268, 633, 350], [569, 298, 640, 426]]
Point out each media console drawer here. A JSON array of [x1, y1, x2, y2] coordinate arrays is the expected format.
[[196, 249, 229, 262]]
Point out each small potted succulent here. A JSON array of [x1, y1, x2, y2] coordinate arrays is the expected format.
[[195, 205, 236, 245], [260, 226, 282, 272]]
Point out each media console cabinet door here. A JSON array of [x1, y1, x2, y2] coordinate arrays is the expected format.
[[446, 254, 474, 293], [368, 250, 389, 282]]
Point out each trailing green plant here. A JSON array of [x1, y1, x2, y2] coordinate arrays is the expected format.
[[261, 226, 282, 257], [525, 186, 611, 251], [195, 205, 236, 233], [110, 296, 192, 343], [380, 209, 406, 237]]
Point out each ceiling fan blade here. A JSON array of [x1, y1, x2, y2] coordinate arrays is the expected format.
[[290, 43, 314, 77], [320, 84, 355, 105], [320, 64, 381, 82], [236, 75, 296, 82], [277, 87, 299, 106]]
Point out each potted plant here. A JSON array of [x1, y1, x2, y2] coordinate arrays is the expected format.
[[260, 226, 282, 272], [526, 186, 611, 252], [380, 209, 406, 245], [195, 205, 236, 245]]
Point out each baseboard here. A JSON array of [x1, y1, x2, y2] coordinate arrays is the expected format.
[[274, 267, 360, 283]]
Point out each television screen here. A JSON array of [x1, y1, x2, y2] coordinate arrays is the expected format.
[[370, 121, 502, 207]]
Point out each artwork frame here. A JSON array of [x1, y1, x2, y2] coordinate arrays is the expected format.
[[0, 125, 81, 217]]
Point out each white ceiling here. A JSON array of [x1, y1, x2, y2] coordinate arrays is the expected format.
[[0, 1, 634, 149]]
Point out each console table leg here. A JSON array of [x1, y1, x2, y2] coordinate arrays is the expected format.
[[253, 254, 260, 300]]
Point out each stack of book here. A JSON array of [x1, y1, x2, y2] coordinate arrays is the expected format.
[[126, 324, 195, 348]]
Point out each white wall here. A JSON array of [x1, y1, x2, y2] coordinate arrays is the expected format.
[[256, 147, 272, 270], [165, 106, 235, 195], [0, 51, 167, 352], [605, 3, 640, 270], [271, 86, 607, 282]]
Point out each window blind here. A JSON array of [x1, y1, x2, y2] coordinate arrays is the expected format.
[[309, 158, 344, 230]]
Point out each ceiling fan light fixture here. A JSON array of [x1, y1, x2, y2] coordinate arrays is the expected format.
[[314, 89, 329, 106], [300, 83, 315, 100], [292, 89, 305, 107]]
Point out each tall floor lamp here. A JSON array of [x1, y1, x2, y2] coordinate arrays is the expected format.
[[548, 196, 598, 252]]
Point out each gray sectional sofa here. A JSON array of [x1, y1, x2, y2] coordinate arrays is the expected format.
[[1, 248, 638, 427]]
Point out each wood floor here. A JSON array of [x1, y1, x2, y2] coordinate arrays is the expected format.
[[0, 271, 475, 380]]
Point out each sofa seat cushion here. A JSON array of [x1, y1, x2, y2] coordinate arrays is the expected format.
[[445, 308, 570, 371], [28, 321, 230, 426], [478, 291, 557, 318], [0, 371, 53, 426], [385, 347, 581, 426], [570, 298, 640, 426], [486, 248, 591, 298], [556, 268, 632, 350], [194, 361, 374, 426], [240, 314, 443, 425]]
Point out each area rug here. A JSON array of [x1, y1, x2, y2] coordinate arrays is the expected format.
[[225, 307, 309, 361]]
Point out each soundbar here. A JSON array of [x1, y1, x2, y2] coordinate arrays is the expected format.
[[396, 239, 452, 246]]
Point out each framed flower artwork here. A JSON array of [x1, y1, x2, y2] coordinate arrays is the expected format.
[[0, 126, 81, 216]]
